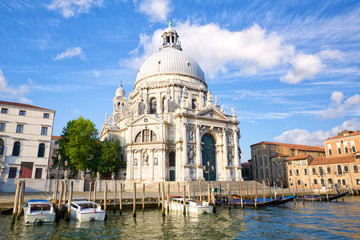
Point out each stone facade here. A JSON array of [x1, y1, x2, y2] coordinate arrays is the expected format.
[[287, 130, 360, 190], [250, 141, 325, 186], [0, 100, 55, 191], [100, 23, 242, 182]]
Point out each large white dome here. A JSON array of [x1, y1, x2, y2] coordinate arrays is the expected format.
[[135, 48, 205, 83]]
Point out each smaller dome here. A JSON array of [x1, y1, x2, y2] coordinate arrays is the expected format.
[[115, 84, 125, 97]]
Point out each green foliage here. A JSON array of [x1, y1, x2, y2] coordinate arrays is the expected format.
[[58, 116, 101, 175], [98, 140, 123, 178], [57, 116, 123, 178]]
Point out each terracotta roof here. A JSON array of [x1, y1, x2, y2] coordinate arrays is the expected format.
[[325, 130, 360, 141], [241, 162, 249, 168], [286, 155, 311, 161], [51, 136, 61, 140], [0, 100, 54, 112], [271, 153, 290, 158], [309, 155, 355, 165], [251, 141, 325, 152]]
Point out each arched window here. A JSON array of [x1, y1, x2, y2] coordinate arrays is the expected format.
[[169, 151, 175, 166], [135, 132, 142, 143], [12, 141, 20, 156], [37, 143, 45, 157], [192, 99, 197, 110], [337, 165, 342, 175], [0, 138, 4, 155], [150, 98, 157, 114], [135, 130, 157, 143]]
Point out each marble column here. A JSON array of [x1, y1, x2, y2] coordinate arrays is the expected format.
[[150, 148, 155, 181], [139, 149, 143, 181], [233, 127, 242, 181], [161, 148, 166, 180], [126, 149, 134, 181], [196, 124, 204, 180]]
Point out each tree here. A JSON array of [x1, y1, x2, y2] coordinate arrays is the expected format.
[[58, 116, 101, 176], [98, 140, 123, 178]]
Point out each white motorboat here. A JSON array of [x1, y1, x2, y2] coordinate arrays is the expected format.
[[165, 198, 213, 215], [66, 201, 106, 222], [23, 199, 56, 225]]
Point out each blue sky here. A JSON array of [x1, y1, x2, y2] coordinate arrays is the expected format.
[[1, 0, 360, 161]]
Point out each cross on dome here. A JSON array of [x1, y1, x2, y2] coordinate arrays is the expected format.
[[160, 19, 182, 51]]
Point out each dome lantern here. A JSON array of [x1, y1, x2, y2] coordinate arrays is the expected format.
[[160, 19, 182, 51]]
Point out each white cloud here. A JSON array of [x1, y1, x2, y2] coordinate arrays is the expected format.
[[47, 0, 103, 18], [318, 91, 360, 119], [281, 53, 324, 84], [54, 47, 86, 61], [125, 21, 294, 78], [93, 70, 100, 77], [0, 69, 31, 104], [273, 118, 360, 146], [320, 49, 344, 61], [138, 0, 172, 23]]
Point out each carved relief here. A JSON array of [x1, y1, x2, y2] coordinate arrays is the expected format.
[[154, 157, 158, 166], [215, 127, 223, 136], [143, 153, 149, 166], [227, 147, 234, 166], [199, 125, 207, 134], [187, 125, 196, 141], [134, 158, 138, 166], [227, 130, 234, 145], [187, 145, 196, 165]]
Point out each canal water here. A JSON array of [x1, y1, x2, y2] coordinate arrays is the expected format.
[[1, 196, 360, 239]]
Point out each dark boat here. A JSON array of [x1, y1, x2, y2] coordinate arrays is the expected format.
[[215, 195, 228, 205], [297, 191, 349, 201], [277, 194, 297, 205], [231, 197, 282, 207]]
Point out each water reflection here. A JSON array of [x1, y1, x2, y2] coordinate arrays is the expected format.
[[1, 196, 360, 239]]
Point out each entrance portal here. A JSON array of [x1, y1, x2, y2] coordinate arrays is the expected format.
[[202, 133, 216, 181]]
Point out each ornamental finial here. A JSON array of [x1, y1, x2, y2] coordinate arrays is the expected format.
[[168, 18, 172, 27]]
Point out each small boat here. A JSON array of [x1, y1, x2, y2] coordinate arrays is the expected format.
[[231, 197, 282, 207], [277, 194, 297, 205], [23, 199, 56, 225], [66, 201, 106, 222], [165, 198, 213, 214], [215, 195, 228, 205], [297, 191, 349, 202]]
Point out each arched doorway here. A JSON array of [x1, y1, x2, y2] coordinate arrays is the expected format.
[[202, 133, 216, 181]]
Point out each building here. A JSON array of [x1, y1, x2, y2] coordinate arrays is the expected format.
[[48, 136, 62, 179], [250, 141, 325, 186], [287, 130, 360, 190], [100, 22, 242, 182], [0, 100, 55, 191]]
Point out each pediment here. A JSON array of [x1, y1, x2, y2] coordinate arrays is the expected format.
[[197, 107, 230, 121], [128, 114, 163, 126]]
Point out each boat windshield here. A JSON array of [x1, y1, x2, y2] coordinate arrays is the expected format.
[[78, 203, 97, 209], [30, 204, 51, 212]]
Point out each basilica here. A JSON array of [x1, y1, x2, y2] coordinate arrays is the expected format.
[[100, 22, 242, 182]]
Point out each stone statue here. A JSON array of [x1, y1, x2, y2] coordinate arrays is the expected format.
[[231, 108, 236, 117], [134, 158, 138, 166], [206, 90, 213, 107], [96, 171, 101, 180], [105, 113, 109, 124], [154, 157, 158, 166], [187, 125, 195, 141], [227, 149, 234, 166], [64, 170, 69, 179], [111, 172, 115, 180], [187, 146, 195, 165], [227, 130, 234, 144], [215, 96, 218, 106], [81, 171, 85, 180], [144, 154, 149, 166]]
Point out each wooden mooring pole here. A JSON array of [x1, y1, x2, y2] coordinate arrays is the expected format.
[[133, 182, 136, 218], [167, 183, 170, 213], [58, 181, 64, 209], [53, 180, 59, 204], [161, 182, 165, 216], [104, 182, 108, 211], [158, 183, 161, 208], [183, 183, 186, 215], [119, 182, 123, 215], [93, 181, 97, 203], [114, 181, 117, 213], [17, 180, 24, 219], [89, 182, 92, 201], [227, 182, 231, 209], [142, 183, 145, 212], [66, 181, 73, 221], [62, 180, 67, 206], [254, 182, 258, 208], [199, 181, 202, 200], [11, 180, 21, 224], [211, 182, 216, 213]]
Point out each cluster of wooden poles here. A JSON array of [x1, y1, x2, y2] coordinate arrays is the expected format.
[[11, 180, 25, 224]]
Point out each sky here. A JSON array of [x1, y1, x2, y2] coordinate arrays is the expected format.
[[1, 0, 360, 161]]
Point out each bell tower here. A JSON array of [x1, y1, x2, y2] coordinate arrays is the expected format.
[[113, 84, 127, 112]]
